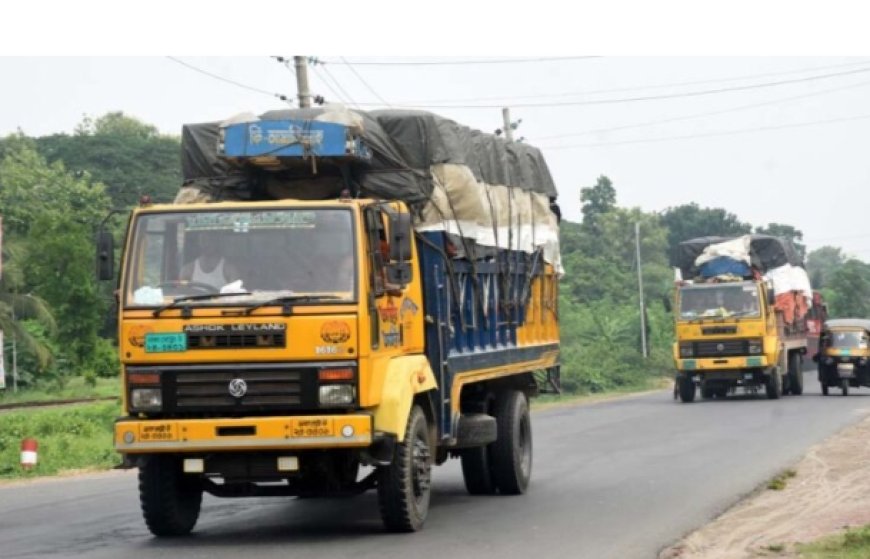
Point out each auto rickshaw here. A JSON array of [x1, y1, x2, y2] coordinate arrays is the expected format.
[[815, 318, 870, 396]]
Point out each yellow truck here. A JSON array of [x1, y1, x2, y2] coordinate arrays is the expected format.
[[672, 236, 810, 402], [99, 109, 561, 535]]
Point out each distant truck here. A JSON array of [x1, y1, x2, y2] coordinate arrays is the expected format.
[[99, 108, 561, 536], [671, 235, 812, 402]]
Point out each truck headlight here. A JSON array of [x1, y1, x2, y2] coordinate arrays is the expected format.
[[747, 339, 763, 354], [319, 384, 355, 406], [131, 388, 162, 410], [679, 343, 694, 358]]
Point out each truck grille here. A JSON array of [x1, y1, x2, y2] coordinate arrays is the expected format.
[[174, 370, 303, 408], [693, 340, 748, 358]]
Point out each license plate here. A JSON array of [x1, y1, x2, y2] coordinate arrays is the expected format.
[[138, 422, 178, 442], [144, 332, 187, 353], [744, 372, 754, 380], [290, 418, 333, 438], [838, 363, 855, 377]]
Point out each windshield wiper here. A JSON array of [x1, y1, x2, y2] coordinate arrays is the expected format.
[[244, 295, 342, 316], [152, 292, 252, 317]]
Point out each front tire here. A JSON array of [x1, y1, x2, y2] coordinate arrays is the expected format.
[[842, 379, 850, 396], [139, 455, 202, 537], [377, 405, 432, 532], [788, 353, 804, 396], [766, 368, 782, 400], [490, 390, 533, 495], [679, 376, 696, 403]]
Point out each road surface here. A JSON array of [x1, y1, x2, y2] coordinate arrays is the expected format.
[[3, 370, 869, 559]]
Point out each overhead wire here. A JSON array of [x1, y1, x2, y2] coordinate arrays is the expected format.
[[340, 56, 392, 108], [541, 112, 870, 150], [321, 56, 601, 66], [349, 66, 870, 109], [364, 58, 870, 105], [533, 77, 870, 141], [317, 61, 359, 108], [167, 56, 292, 105]]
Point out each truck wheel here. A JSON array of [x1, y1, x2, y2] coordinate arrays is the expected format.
[[842, 379, 850, 397], [821, 383, 829, 396], [678, 377, 696, 403], [766, 369, 782, 400], [788, 353, 804, 396], [139, 455, 202, 537], [490, 390, 532, 495], [377, 405, 432, 532], [460, 446, 496, 495]]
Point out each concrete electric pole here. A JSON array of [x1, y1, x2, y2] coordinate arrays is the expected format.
[[294, 56, 312, 109]]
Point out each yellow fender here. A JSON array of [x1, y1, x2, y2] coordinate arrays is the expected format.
[[372, 355, 438, 442]]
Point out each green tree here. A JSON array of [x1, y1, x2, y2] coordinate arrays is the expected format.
[[806, 246, 845, 289], [580, 175, 616, 235], [0, 142, 112, 379], [36, 112, 181, 207], [826, 259, 870, 318]]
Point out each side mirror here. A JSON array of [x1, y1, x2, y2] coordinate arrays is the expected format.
[[389, 212, 412, 263], [96, 229, 114, 281], [662, 295, 672, 313]]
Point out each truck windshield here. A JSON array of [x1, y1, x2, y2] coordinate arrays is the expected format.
[[678, 283, 761, 320], [827, 331, 868, 349], [124, 208, 355, 308]]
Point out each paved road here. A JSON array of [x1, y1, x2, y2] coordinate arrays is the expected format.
[[3, 370, 870, 559]]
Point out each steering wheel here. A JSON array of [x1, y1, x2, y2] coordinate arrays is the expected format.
[[157, 281, 218, 295]]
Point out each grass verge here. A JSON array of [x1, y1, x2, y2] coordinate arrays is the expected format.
[[0, 401, 119, 480], [799, 525, 870, 558], [0, 377, 119, 406]]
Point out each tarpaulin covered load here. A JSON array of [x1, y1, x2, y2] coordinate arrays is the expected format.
[[176, 106, 562, 271], [674, 234, 803, 278]]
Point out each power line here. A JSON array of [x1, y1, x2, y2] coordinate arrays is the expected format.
[[368, 59, 870, 105], [166, 56, 291, 104], [352, 66, 870, 109], [309, 63, 351, 106], [316, 62, 359, 108], [534, 77, 870, 141], [542, 112, 870, 150], [322, 56, 601, 66], [340, 56, 391, 108]]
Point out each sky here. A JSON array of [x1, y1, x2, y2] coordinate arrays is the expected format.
[[1, 55, 870, 260]]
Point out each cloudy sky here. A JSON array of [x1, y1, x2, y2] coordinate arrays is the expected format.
[[1, 55, 869, 259]]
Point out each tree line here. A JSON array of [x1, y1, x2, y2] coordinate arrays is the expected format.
[[0, 112, 865, 393]]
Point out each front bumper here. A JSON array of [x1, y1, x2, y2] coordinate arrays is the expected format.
[[677, 355, 769, 372], [115, 414, 372, 454]]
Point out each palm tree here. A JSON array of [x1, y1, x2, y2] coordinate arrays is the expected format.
[[0, 238, 55, 370]]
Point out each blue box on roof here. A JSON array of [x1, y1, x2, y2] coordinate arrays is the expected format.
[[221, 119, 370, 160]]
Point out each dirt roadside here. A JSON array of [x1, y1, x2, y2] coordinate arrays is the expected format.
[[659, 411, 870, 558]]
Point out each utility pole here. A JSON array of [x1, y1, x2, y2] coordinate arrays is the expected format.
[[502, 107, 514, 142], [10, 303, 16, 392], [294, 56, 312, 108], [636, 222, 648, 358]]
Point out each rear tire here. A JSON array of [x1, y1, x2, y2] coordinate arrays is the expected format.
[[821, 382, 829, 396], [678, 377, 696, 403], [788, 353, 804, 396], [460, 445, 496, 495], [377, 405, 432, 532], [490, 390, 533, 495], [139, 455, 202, 537], [766, 368, 782, 400]]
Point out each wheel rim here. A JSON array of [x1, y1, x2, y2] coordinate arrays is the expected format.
[[518, 408, 532, 477], [411, 432, 431, 504]]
